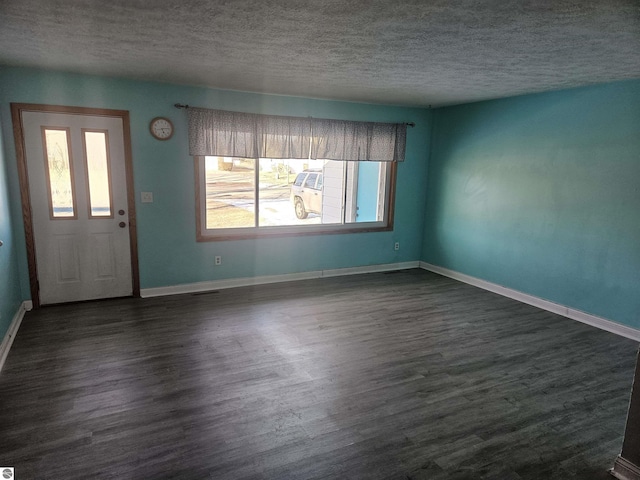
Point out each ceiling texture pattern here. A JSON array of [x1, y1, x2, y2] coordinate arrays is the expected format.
[[1, 0, 639, 106]]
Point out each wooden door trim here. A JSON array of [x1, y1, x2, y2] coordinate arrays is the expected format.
[[10, 103, 140, 307]]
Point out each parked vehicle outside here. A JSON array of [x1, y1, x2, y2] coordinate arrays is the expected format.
[[290, 169, 323, 219]]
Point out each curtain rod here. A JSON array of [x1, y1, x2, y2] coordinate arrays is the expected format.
[[174, 103, 415, 127]]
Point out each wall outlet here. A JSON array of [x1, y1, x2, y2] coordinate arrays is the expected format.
[[394, 242, 400, 251], [214, 256, 222, 266], [141, 191, 154, 203]]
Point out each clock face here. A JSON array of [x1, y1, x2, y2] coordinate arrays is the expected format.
[[150, 117, 173, 140]]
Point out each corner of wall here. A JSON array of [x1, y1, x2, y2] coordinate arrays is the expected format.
[[420, 106, 441, 263], [418, 80, 640, 329], [0, 94, 28, 341]]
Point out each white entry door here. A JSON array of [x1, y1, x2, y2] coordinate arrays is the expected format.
[[22, 111, 133, 305]]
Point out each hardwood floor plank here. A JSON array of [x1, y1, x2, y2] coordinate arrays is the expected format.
[[0, 269, 636, 479]]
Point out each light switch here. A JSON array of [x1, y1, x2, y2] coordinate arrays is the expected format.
[[141, 192, 154, 203]]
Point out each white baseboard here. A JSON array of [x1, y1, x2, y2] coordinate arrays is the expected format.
[[141, 261, 420, 298], [611, 455, 640, 480], [143, 259, 640, 342], [0, 301, 31, 373], [420, 262, 640, 342]]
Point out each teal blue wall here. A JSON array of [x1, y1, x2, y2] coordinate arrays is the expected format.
[[0, 67, 431, 294], [423, 80, 640, 328], [3, 67, 638, 331], [0, 111, 24, 338]]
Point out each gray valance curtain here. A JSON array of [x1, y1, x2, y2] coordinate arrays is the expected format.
[[187, 107, 406, 162]]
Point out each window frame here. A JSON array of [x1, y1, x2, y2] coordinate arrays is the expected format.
[[194, 156, 397, 241]]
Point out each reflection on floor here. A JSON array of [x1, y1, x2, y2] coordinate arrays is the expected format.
[[0, 269, 635, 479]]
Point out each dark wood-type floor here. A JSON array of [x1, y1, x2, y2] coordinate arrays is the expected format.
[[0, 269, 637, 479]]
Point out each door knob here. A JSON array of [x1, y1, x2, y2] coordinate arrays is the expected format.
[[119, 222, 126, 228]]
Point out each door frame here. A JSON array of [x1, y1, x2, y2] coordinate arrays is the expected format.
[[11, 103, 140, 308]]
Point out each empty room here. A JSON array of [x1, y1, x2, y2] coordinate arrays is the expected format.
[[0, 1, 639, 479]]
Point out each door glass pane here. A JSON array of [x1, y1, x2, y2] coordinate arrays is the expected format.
[[205, 156, 255, 229], [84, 131, 112, 217], [43, 128, 75, 218]]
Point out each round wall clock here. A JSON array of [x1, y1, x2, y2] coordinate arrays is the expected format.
[[149, 117, 174, 140]]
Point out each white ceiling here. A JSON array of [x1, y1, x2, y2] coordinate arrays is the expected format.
[[1, 0, 639, 107]]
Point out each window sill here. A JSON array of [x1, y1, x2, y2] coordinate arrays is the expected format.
[[196, 222, 393, 242]]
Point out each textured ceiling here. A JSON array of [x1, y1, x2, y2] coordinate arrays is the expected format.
[[1, 0, 639, 106]]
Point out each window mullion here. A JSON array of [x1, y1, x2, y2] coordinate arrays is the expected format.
[[342, 164, 348, 224], [254, 157, 260, 228]]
